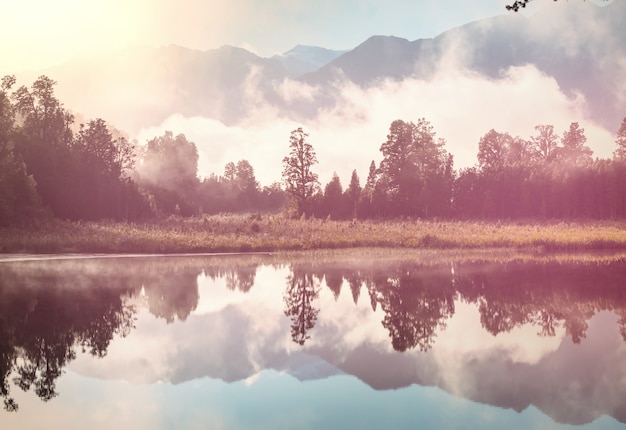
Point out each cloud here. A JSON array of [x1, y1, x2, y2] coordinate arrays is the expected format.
[[135, 62, 615, 187], [274, 79, 320, 103]]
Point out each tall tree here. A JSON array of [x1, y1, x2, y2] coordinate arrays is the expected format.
[[281, 127, 319, 217], [477, 129, 513, 172], [75, 118, 136, 178], [141, 131, 198, 192], [615, 117, 626, 160], [0, 76, 40, 225], [322, 172, 345, 219], [283, 268, 320, 345], [558, 122, 592, 166], [530, 124, 559, 162], [138, 131, 200, 216], [235, 159, 260, 210], [359, 161, 380, 218], [378, 119, 451, 217], [346, 169, 362, 219], [10, 76, 75, 218]]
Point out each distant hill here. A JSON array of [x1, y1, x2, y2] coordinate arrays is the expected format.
[[270, 45, 347, 77], [25, 1, 626, 136], [304, 1, 626, 130]]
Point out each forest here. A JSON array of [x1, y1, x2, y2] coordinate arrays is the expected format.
[[1, 75, 626, 226]]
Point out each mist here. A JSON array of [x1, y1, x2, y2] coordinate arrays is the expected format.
[[135, 62, 615, 187], [133, 1, 621, 187]]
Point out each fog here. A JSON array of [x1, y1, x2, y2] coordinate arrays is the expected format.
[[136, 63, 615, 187]]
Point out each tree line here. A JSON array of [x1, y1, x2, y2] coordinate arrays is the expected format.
[[1, 75, 626, 226], [283, 118, 626, 220], [0, 75, 286, 225]]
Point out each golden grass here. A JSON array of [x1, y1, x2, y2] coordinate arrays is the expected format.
[[1, 215, 626, 254]]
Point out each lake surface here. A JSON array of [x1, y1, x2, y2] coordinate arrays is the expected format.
[[1, 250, 626, 429]]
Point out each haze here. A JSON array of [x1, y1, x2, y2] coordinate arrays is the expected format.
[[1, 0, 619, 186]]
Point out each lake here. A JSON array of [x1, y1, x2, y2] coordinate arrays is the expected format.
[[1, 250, 626, 429]]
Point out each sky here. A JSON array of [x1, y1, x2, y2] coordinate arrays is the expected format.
[[2, 0, 518, 74], [1, 0, 619, 186]]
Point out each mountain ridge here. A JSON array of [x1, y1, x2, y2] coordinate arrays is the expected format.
[[17, 1, 625, 138]]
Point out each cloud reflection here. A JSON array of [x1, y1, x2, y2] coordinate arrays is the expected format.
[[2, 253, 626, 425]]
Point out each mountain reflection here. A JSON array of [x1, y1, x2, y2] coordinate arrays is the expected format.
[[2, 253, 626, 422]]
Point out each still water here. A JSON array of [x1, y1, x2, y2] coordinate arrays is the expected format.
[[1, 250, 626, 429]]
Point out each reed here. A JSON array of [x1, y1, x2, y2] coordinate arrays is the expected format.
[[2, 215, 626, 254]]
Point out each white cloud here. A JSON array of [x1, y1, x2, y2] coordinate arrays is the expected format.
[[136, 63, 615, 187]]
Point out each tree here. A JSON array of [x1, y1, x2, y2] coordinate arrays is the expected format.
[[359, 160, 379, 218], [283, 268, 320, 345], [281, 127, 319, 217], [0, 76, 40, 225], [322, 172, 345, 219], [75, 118, 136, 178], [477, 129, 513, 172], [530, 124, 559, 162], [141, 131, 199, 192], [505, 0, 607, 12], [235, 160, 259, 197], [378, 119, 452, 217], [233, 160, 260, 211], [558, 122, 592, 166], [346, 169, 362, 219], [10, 76, 75, 218], [615, 117, 626, 160], [138, 131, 200, 216], [223, 161, 236, 182]]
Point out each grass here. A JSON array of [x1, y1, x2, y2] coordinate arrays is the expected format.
[[1, 214, 626, 254]]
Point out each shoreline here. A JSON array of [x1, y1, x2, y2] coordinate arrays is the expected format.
[[2, 216, 626, 255]]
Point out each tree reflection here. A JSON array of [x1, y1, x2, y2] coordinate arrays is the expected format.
[[0, 256, 233, 412], [142, 270, 199, 323], [4, 253, 626, 415], [453, 259, 626, 344], [283, 268, 321, 345], [0, 265, 137, 412], [369, 266, 456, 352], [225, 264, 257, 293], [204, 263, 258, 293]]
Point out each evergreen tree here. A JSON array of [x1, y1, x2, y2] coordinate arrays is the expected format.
[[615, 117, 626, 160], [322, 172, 345, 219], [558, 122, 592, 166], [346, 169, 362, 219]]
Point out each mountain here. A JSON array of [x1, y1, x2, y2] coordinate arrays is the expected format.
[[304, 1, 626, 130], [21, 1, 626, 138], [270, 44, 347, 77]]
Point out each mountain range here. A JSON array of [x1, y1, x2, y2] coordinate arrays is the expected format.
[[26, 1, 622, 135], [13, 1, 625, 183]]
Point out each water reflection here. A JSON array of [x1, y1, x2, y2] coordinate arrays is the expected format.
[[284, 266, 321, 345], [1, 252, 626, 426]]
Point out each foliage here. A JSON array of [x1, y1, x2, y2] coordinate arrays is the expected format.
[[377, 119, 454, 217], [0, 76, 41, 225], [282, 127, 319, 217], [615, 117, 626, 160], [2, 74, 626, 228], [505, 0, 609, 12], [2, 75, 149, 222]]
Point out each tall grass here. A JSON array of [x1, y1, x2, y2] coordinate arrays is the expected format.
[[2, 215, 626, 254]]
